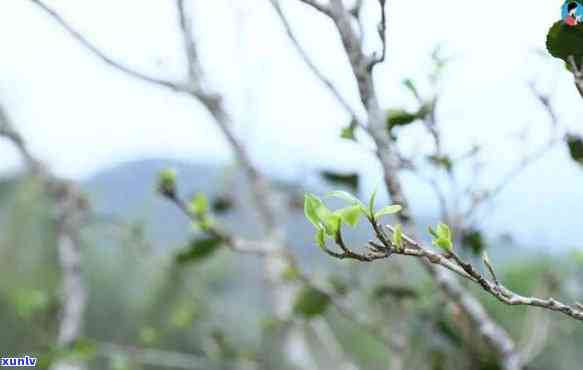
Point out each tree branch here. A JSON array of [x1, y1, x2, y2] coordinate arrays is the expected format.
[[294, 1, 521, 368], [296, 0, 333, 17], [0, 105, 88, 370], [322, 217, 583, 323], [269, 0, 362, 126], [27, 0, 187, 92]]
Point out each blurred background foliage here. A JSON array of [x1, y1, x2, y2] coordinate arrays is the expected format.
[[1, 163, 583, 369]]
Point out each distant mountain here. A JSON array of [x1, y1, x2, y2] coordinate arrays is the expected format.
[[82, 158, 346, 272], [82, 158, 554, 273]]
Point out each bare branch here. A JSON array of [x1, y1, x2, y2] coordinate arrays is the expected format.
[[269, 0, 362, 125], [0, 106, 88, 370], [296, 0, 333, 17], [464, 85, 561, 220], [369, 0, 388, 68], [176, 0, 202, 85], [324, 218, 583, 323], [27, 0, 187, 92], [163, 190, 269, 256]]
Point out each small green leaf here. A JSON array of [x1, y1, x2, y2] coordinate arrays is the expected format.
[[314, 228, 326, 250], [393, 224, 404, 251], [434, 238, 453, 253], [402, 78, 419, 98], [461, 229, 486, 256], [321, 213, 341, 237], [375, 204, 402, 219], [428, 155, 453, 173], [386, 109, 419, 130], [436, 223, 452, 240], [293, 287, 331, 318], [304, 193, 340, 236], [212, 195, 234, 214], [341, 120, 357, 141], [176, 237, 222, 264], [157, 168, 177, 197], [321, 171, 359, 192], [189, 193, 209, 217], [304, 193, 324, 229], [335, 205, 363, 227], [429, 224, 454, 253], [566, 134, 583, 165], [326, 191, 365, 209]]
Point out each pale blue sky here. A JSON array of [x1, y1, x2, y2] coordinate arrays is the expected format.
[[1, 0, 582, 247]]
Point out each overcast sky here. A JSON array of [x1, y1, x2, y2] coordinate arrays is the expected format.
[[1, 0, 582, 247]]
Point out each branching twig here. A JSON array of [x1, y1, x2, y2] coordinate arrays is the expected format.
[[369, 0, 388, 68], [164, 191, 269, 256], [296, 0, 333, 17], [463, 85, 561, 220], [269, 0, 362, 126], [27, 0, 187, 92], [293, 2, 521, 368], [322, 217, 583, 322]]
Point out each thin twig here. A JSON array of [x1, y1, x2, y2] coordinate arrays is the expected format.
[[269, 0, 362, 126], [323, 217, 583, 322], [27, 0, 187, 92]]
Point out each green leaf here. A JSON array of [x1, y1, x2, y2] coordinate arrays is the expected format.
[[304, 193, 324, 229], [157, 168, 177, 197], [321, 171, 359, 192], [189, 193, 209, 217], [375, 204, 402, 219], [427, 155, 453, 173], [436, 223, 452, 240], [304, 193, 341, 236], [326, 190, 365, 208], [334, 205, 363, 227], [293, 287, 331, 318], [393, 224, 404, 251], [321, 213, 341, 237], [434, 238, 453, 253], [212, 195, 234, 214], [340, 120, 357, 141], [546, 21, 583, 69], [402, 78, 419, 98], [566, 134, 583, 165], [429, 224, 454, 253], [461, 229, 486, 256], [314, 228, 326, 250], [176, 237, 222, 264], [386, 109, 419, 130]]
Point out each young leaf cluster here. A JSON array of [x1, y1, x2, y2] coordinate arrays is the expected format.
[[428, 223, 454, 253], [304, 190, 402, 250]]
